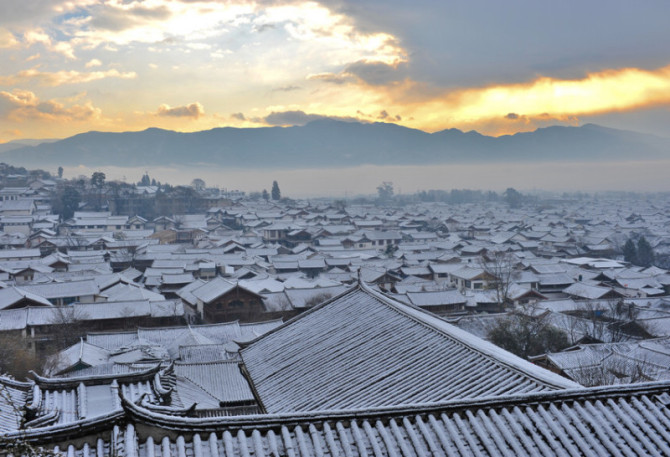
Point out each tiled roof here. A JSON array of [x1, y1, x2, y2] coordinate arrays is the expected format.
[[241, 284, 577, 413], [175, 360, 255, 406], [24, 381, 670, 457]]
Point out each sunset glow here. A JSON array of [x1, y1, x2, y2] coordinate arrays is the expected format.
[[1, 0, 669, 141]]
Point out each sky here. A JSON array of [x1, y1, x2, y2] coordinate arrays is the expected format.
[[1, 0, 670, 144]]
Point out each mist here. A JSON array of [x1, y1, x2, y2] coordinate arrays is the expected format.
[[63, 160, 670, 198]]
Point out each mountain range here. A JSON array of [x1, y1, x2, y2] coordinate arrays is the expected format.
[[1, 120, 668, 169]]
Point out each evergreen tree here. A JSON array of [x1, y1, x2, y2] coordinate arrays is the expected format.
[[623, 239, 637, 264], [271, 181, 281, 200], [376, 182, 394, 201], [91, 171, 106, 188], [60, 186, 81, 220], [637, 236, 655, 267], [262, 189, 269, 201], [504, 187, 523, 208]]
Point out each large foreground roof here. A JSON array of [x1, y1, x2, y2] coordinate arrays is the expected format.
[[240, 282, 578, 413]]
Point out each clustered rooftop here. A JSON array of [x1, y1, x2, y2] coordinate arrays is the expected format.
[[1, 180, 670, 455]]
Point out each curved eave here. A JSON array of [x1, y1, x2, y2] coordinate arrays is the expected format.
[[120, 380, 670, 432], [4, 409, 125, 443], [30, 363, 162, 388]]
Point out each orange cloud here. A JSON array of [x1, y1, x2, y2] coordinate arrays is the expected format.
[[0, 28, 19, 49], [0, 89, 101, 122], [397, 64, 670, 133], [0, 68, 137, 86]]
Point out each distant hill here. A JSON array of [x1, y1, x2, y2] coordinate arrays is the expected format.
[[0, 138, 59, 154], [1, 121, 667, 169]]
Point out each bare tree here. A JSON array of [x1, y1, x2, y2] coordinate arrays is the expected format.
[[48, 306, 90, 351], [112, 248, 136, 270], [118, 305, 137, 330], [569, 354, 654, 387], [172, 215, 185, 229], [0, 333, 42, 379], [304, 293, 333, 308], [65, 232, 90, 251], [569, 300, 652, 343], [479, 250, 519, 312], [487, 303, 570, 359]]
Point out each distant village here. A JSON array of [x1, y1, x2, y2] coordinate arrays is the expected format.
[[2, 162, 670, 455]]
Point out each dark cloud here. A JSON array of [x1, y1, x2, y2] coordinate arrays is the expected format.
[[254, 23, 276, 33], [314, 0, 670, 90], [272, 85, 302, 92], [356, 109, 402, 122], [308, 61, 406, 87], [307, 72, 354, 85], [344, 60, 407, 86], [0, 0, 62, 25], [263, 110, 362, 126], [90, 4, 172, 31], [156, 102, 204, 119], [505, 113, 519, 120], [231, 112, 246, 121]]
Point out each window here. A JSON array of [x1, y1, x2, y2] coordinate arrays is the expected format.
[[229, 300, 244, 308]]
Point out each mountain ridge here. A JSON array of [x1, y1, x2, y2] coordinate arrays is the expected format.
[[1, 121, 668, 169]]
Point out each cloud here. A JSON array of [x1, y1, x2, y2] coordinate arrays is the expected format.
[[156, 102, 205, 119], [375, 110, 402, 121], [22, 28, 76, 59], [0, 89, 101, 122], [88, 3, 173, 32], [51, 0, 406, 70], [0, 28, 19, 49], [85, 58, 102, 68], [23, 29, 51, 46], [231, 112, 246, 121], [0, 68, 137, 86], [307, 72, 354, 85], [307, 59, 406, 88], [0, 0, 78, 26], [262, 110, 361, 126], [344, 60, 407, 86], [272, 85, 302, 92], [445, 65, 670, 121], [381, 63, 670, 134], [1, 128, 22, 139]]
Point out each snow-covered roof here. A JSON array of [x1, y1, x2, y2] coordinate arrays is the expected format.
[[20, 380, 670, 456], [241, 283, 578, 413], [406, 289, 467, 306]]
